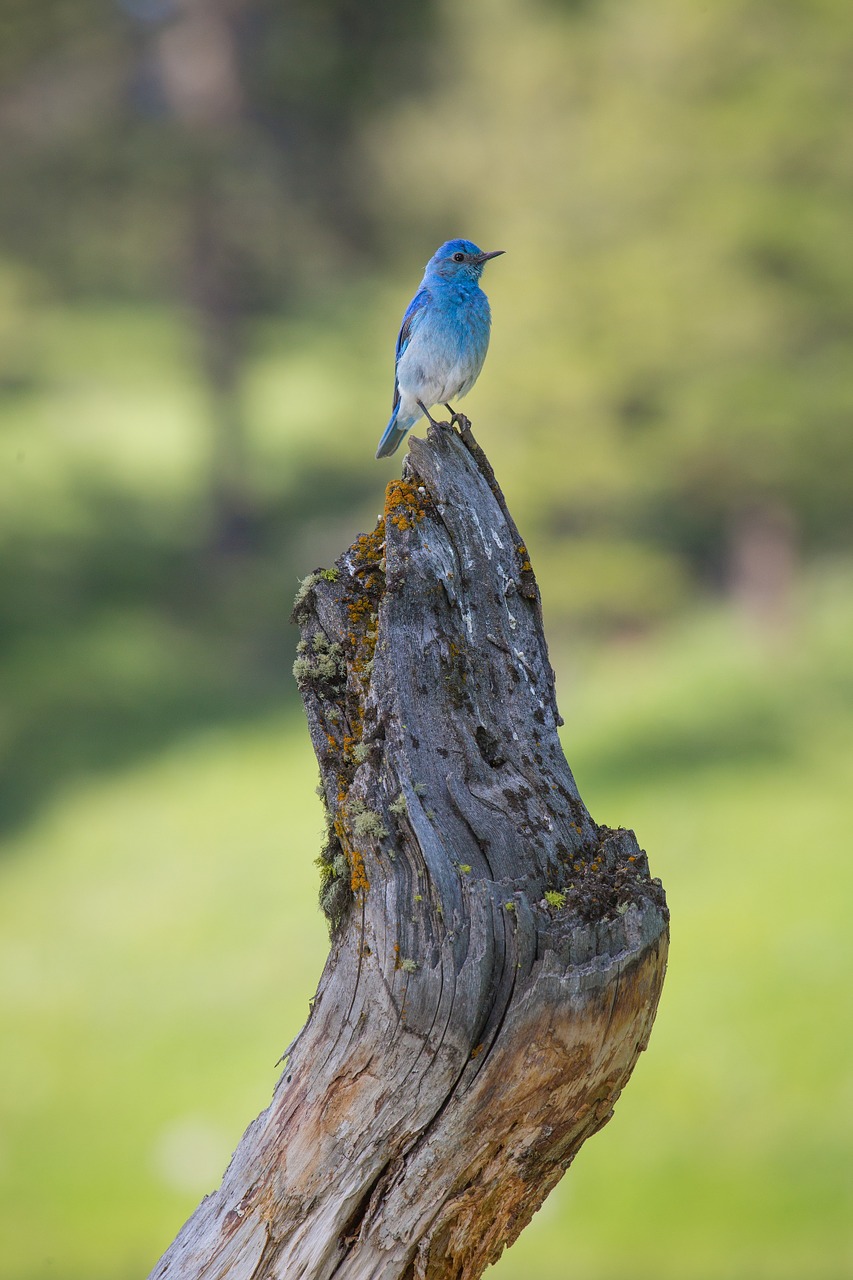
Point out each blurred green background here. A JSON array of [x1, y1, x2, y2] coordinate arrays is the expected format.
[[1, 1, 852, 1276]]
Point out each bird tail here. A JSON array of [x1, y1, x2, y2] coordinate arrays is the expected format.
[[376, 406, 417, 459]]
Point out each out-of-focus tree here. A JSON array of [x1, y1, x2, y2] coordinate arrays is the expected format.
[[364, 0, 853, 626], [2, 0, 852, 831], [0, 0, 438, 545], [3, 0, 851, 600]]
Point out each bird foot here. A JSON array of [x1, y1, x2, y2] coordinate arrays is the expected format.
[[426, 419, 454, 446], [443, 404, 472, 436]]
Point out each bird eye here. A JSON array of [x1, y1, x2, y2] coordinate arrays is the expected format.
[[452, 252, 465, 262]]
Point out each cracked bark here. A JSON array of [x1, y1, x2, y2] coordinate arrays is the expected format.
[[148, 424, 669, 1280]]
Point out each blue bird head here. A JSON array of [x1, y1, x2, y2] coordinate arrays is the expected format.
[[425, 238, 505, 283]]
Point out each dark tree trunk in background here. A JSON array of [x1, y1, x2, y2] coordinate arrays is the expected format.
[[156, 0, 254, 555], [186, 180, 252, 555], [149, 424, 669, 1280]]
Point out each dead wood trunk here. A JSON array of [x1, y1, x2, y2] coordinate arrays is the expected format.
[[148, 423, 669, 1280]]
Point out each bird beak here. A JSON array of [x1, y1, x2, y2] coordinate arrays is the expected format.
[[476, 250, 505, 264]]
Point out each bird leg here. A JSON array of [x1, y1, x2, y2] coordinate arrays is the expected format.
[[418, 401, 456, 447], [444, 403, 472, 436], [417, 400, 443, 429]]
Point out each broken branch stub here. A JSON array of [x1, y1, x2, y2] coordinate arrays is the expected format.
[[149, 425, 669, 1280]]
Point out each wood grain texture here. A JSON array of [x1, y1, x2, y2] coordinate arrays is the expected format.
[[148, 423, 669, 1280]]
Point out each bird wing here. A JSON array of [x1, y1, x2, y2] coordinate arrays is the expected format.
[[392, 288, 430, 411]]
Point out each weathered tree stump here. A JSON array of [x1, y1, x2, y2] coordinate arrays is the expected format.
[[149, 423, 669, 1280]]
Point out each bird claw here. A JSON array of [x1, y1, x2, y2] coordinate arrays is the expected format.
[[427, 417, 454, 445], [421, 400, 472, 443], [443, 403, 471, 436]]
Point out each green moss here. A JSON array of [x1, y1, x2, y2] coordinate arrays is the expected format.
[[545, 889, 567, 908], [458, 864, 472, 874]]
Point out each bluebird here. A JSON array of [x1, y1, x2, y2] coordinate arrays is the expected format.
[[375, 238, 504, 459]]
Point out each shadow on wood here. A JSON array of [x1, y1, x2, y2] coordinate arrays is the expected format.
[[149, 423, 669, 1280]]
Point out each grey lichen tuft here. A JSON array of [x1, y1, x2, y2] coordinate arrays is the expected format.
[[293, 567, 340, 613], [389, 793, 407, 816], [351, 807, 388, 842], [400, 958, 418, 974], [292, 630, 345, 687], [316, 847, 351, 931], [292, 655, 314, 682], [293, 573, 319, 611]]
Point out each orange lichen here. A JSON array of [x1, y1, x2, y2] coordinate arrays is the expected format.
[[347, 595, 373, 624], [351, 522, 386, 565], [350, 847, 370, 894], [346, 520, 384, 679], [384, 479, 428, 532], [313, 514, 393, 912]]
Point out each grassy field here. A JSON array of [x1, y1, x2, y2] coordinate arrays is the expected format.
[[0, 301, 850, 1276], [3, 1, 853, 1267], [1, 565, 851, 1279]]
